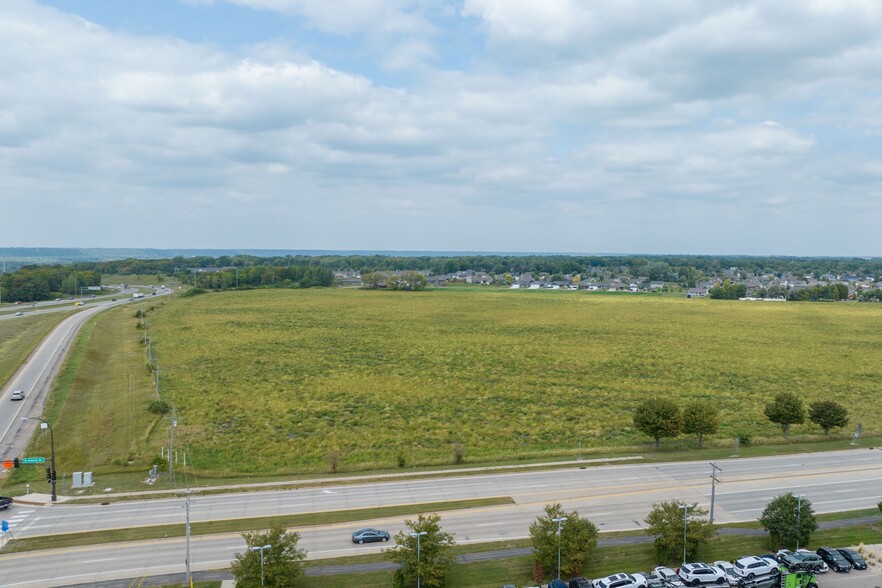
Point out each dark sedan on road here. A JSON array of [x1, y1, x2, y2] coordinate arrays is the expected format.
[[351, 528, 390, 544], [0, 496, 12, 510], [835, 548, 867, 570], [816, 547, 851, 572]]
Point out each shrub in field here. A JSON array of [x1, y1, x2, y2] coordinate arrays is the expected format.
[[152, 455, 168, 471], [397, 453, 406, 468], [148, 400, 170, 415], [453, 443, 464, 465]]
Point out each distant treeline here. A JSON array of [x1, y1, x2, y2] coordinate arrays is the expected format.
[[710, 281, 851, 301], [185, 266, 333, 290], [67, 253, 882, 283], [0, 265, 100, 302]]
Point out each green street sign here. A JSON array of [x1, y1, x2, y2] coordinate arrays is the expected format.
[[21, 457, 45, 464]]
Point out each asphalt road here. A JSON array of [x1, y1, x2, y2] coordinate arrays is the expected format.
[[1, 448, 881, 587]]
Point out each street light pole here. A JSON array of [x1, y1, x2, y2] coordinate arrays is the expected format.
[[410, 531, 428, 588], [250, 544, 271, 587], [679, 504, 691, 565], [551, 516, 568, 579], [796, 494, 805, 550], [21, 417, 56, 502], [709, 463, 722, 524]]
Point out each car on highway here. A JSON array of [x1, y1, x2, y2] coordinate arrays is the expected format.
[[350, 528, 390, 544], [15, 311, 23, 316], [815, 547, 851, 572], [792, 552, 827, 573], [733, 556, 777, 579], [835, 548, 867, 570], [570, 578, 593, 588], [653, 567, 686, 587], [10, 389, 25, 401], [593, 572, 648, 588], [677, 563, 726, 586], [0, 496, 13, 510]]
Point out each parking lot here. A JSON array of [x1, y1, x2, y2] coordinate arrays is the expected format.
[[818, 569, 882, 588]]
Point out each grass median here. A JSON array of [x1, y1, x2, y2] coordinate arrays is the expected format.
[[0, 496, 513, 554]]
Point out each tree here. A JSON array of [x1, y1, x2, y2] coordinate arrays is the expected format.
[[390, 271, 428, 291], [808, 400, 849, 437], [764, 392, 805, 438], [682, 400, 719, 448], [759, 493, 817, 549], [230, 525, 306, 587], [386, 513, 455, 588], [633, 399, 683, 448], [529, 503, 599, 578], [644, 501, 715, 563]]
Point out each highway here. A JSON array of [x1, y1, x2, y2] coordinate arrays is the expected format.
[[1, 447, 881, 586]]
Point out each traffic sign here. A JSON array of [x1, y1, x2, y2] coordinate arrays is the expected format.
[[21, 457, 45, 464], [1, 460, 11, 470]]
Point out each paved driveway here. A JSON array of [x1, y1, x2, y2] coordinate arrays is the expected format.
[[820, 569, 882, 588]]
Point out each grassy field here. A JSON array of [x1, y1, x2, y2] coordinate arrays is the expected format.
[[2, 303, 159, 490], [0, 312, 69, 388], [130, 288, 882, 475]]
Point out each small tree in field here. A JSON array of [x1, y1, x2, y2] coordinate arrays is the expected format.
[[529, 503, 599, 578], [230, 525, 306, 587], [644, 501, 715, 563], [808, 400, 849, 437], [386, 513, 455, 588], [633, 399, 682, 448], [682, 400, 719, 448], [759, 493, 817, 549], [764, 392, 805, 438]]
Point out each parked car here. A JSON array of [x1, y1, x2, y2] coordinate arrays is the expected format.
[[350, 528, 390, 544], [816, 547, 851, 572], [570, 578, 593, 588], [0, 496, 13, 510], [733, 556, 777, 579], [836, 548, 867, 570], [792, 552, 828, 573], [653, 567, 686, 587], [677, 563, 726, 586], [10, 389, 25, 401], [593, 572, 648, 588], [549, 580, 568, 588], [777, 553, 807, 572], [712, 561, 740, 586]]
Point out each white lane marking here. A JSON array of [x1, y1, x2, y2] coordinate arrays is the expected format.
[[833, 489, 857, 493], [716, 477, 882, 495], [16, 510, 35, 514], [81, 558, 116, 563], [476, 522, 503, 527]]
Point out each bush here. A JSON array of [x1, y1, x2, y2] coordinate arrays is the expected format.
[[397, 453, 406, 468], [152, 455, 169, 471], [149, 400, 170, 415], [179, 287, 206, 298]]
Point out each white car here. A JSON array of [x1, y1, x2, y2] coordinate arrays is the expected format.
[[713, 561, 740, 586], [733, 556, 777, 579], [677, 563, 726, 586], [10, 390, 25, 401], [594, 573, 648, 588], [653, 567, 686, 587]]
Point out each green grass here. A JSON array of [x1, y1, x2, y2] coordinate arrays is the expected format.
[[0, 311, 69, 387], [142, 289, 882, 475], [1, 304, 158, 490], [0, 497, 513, 554]]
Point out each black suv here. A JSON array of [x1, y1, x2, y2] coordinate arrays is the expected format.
[[570, 578, 593, 588], [816, 547, 851, 572], [836, 548, 867, 570]]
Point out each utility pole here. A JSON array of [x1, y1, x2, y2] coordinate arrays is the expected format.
[[184, 490, 192, 588], [169, 408, 177, 483], [709, 463, 722, 523]]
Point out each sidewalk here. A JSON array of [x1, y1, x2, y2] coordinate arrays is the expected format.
[[17, 455, 643, 504]]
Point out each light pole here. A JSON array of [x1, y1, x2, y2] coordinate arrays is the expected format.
[[21, 417, 56, 502], [410, 531, 428, 588], [679, 504, 691, 565], [250, 543, 271, 587], [551, 516, 568, 579], [795, 494, 805, 550]]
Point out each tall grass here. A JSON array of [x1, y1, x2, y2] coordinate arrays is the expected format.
[[141, 289, 882, 475]]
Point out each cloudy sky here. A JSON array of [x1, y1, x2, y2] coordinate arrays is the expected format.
[[3, 0, 882, 255]]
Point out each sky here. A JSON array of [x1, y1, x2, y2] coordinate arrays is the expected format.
[[2, 0, 882, 256]]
